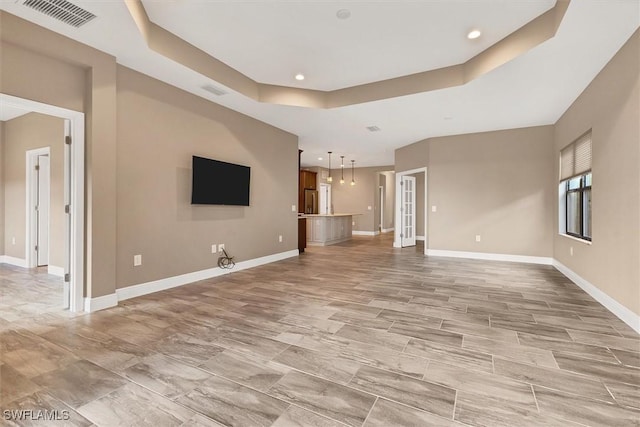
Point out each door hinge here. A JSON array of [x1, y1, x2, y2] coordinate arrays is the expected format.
[[400, 181, 404, 186], [65, 204, 70, 214], [35, 245, 38, 251], [65, 136, 72, 145], [35, 205, 39, 211], [400, 233, 404, 238], [35, 164, 40, 171], [64, 273, 70, 282]]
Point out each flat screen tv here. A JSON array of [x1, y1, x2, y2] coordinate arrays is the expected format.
[[191, 156, 250, 206]]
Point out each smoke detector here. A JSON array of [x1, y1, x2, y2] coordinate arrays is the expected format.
[[366, 126, 381, 132]]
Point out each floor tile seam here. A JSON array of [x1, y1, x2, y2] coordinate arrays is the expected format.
[[531, 383, 640, 415], [489, 360, 623, 405]]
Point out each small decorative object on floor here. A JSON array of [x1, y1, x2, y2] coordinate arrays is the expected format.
[[218, 248, 235, 269]]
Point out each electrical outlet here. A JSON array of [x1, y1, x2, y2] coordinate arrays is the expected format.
[[352, 221, 355, 226], [570, 246, 574, 256], [475, 235, 481, 242], [211, 244, 217, 253], [432, 206, 437, 212], [278, 235, 283, 243], [367, 206, 372, 210], [291, 205, 296, 212], [218, 244, 225, 253], [12, 237, 16, 245], [133, 254, 142, 266]]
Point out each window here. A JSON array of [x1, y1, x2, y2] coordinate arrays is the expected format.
[[559, 131, 592, 242], [565, 173, 591, 241]]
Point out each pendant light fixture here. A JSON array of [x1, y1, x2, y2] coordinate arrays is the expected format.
[[327, 152, 333, 183], [340, 156, 345, 184], [350, 160, 356, 186]]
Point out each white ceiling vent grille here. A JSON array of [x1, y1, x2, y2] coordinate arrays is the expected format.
[[202, 84, 228, 96], [22, 0, 96, 28], [366, 126, 381, 132]]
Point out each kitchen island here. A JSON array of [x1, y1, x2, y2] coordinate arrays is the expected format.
[[300, 214, 357, 246]]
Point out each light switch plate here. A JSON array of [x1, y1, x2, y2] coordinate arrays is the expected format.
[[134, 254, 142, 266], [432, 206, 437, 212], [291, 205, 296, 212]]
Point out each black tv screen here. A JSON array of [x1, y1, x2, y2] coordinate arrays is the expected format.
[[191, 156, 250, 206]]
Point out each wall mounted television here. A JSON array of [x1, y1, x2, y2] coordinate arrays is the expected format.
[[191, 155, 250, 206]]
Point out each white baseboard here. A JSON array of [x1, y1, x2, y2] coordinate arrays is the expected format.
[[0, 255, 28, 268], [48, 265, 65, 277], [553, 260, 640, 334], [426, 249, 553, 265], [381, 228, 395, 233], [352, 231, 380, 236], [116, 249, 299, 302], [84, 293, 118, 313], [416, 235, 426, 241]]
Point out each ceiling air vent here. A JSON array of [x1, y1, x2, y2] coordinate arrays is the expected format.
[[22, 0, 96, 28], [366, 126, 381, 132], [202, 84, 228, 96]]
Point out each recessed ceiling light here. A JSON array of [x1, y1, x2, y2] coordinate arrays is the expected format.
[[444, 116, 453, 120], [295, 73, 305, 81], [336, 9, 351, 20], [318, 157, 323, 161], [467, 30, 481, 40]]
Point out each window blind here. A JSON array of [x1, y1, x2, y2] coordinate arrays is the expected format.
[[560, 131, 592, 181]]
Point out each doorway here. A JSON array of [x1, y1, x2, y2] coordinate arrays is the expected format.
[[27, 148, 51, 267], [1, 94, 85, 312], [394, 167, 427, 253], [319, 183, 332, 215], [379, 186, 384, 232]]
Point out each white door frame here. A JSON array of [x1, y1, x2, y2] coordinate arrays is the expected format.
[[26, 147, 50, 268], [2, 93, 85, 312], [394, 167, 427, 253], [319, 183, 332, 215], [379, 185, 384, 231]]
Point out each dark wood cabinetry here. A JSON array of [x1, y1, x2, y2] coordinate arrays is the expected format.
[[300, 170, 317, 190], [298, 217, 307, 253], [298, 170, 317, 213]]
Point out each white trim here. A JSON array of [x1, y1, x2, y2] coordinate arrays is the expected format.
[[416, 235, 425, 241], [0, 256, 28, 268], [381, 227, 395, 233], [48, 265, 65, 277], [352, 231, 380, 236], [1, 94, 85, 313], [426, 249, 553, 265], [117, 250, 299, 302], [553, 260, 640, 334], [84, 293, 118, 313], [394, 167, 427, 252], [26, 147, 51, 269]]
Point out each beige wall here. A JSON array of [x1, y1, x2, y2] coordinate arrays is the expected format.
[[409, 172, 425, 238], [427, 126, 555, 255], [553, 30, 639, 316], [116, 66, 298, 288], [382, 172, 395, 230], [2, 113, 66, 266], [395, 126, 555, 256], [331, 166, 393, 232], [3, 11, 119, 298], [0, 121, 4, 255]]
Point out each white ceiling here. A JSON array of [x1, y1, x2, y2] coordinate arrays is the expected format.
[[144, 0, 556, 91], [1, 0, 638, 167]]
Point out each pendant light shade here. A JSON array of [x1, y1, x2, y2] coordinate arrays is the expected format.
[[340, 156, 345, 184], [350, 160, 356, 186], [327, 152, 333, 183]]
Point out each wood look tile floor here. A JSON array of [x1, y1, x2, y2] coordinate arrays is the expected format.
[[1, 235, 639, 426]]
